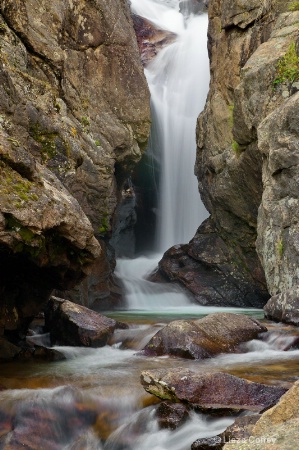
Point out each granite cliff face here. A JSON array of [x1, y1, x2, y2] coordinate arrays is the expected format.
[[0, 0, 150, 341], [157, 0, 299, 310]]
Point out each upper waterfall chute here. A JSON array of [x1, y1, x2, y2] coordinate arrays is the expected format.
[[139, 1, 210, 252]]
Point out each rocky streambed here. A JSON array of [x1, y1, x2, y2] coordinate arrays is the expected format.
[[0, 301, 299, 449]]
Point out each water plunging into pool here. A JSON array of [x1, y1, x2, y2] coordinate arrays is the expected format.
[[116, 0, 210, 311], [1, 2, 298, 450]]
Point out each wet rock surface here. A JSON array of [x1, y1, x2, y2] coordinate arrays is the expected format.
[[157, 219, 269, 308], [55, 241, 123, 311], [156, 401, 190, 430], [191, 435, 223, 449], [0, 386, 98, 449], [132, 14, 177, 66], [191, 414, 261, 450], [141, 368, 287, 413], [143, 312, 267, 359], [45, 296, 128, 347]]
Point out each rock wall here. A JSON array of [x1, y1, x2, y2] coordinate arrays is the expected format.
[[0, 0, 150, 338], [157, 0, 299, 308]]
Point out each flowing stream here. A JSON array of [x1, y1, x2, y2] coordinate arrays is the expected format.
[[1, 2, 299, 449]]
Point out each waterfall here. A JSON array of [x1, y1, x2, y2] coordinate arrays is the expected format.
[[115, 0, 210, 309], [131, 0, 209, 252]]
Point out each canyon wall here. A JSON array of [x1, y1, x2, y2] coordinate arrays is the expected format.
[[158, 0, 299, 310], [0, 0, 150, 341]]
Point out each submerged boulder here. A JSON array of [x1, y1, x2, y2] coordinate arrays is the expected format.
[[45, 297, 127, 347], [0, 386, 98, 449], [141, 369, 287, 413], [143, 312, 266, 359]]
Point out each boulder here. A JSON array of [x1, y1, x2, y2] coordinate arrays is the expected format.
[[55, 241, 123, 311], [223, 380, 299, 449], [141, 369, 287, 413], [143, 312, 267, 359], [157, 219, 269, 307], [221, 414, 260, 443], [191, 436, 223, 450], [132, 14, 177, 66], [156, 401, 190, 430], [191, 415, 260, 449], [264, 288, 299, 326], [44, 296, 128, 347]]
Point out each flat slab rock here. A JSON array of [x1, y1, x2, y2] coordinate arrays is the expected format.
[[143, 312, 267, 359], [140, 369, 287, 413], [45, 296, 128, 347]]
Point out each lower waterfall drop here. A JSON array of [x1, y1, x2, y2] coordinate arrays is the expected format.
[[116, 0, 210, 309]]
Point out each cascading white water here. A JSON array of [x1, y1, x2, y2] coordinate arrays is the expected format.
[[116, 0, 210, 309], [131, 0, 209, 252], [143, 7, 210, 252]]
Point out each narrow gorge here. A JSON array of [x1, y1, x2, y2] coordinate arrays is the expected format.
[[0, 0, 299, 449]]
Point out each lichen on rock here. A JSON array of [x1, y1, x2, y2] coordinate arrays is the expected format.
[[0, 0, 151, 344]]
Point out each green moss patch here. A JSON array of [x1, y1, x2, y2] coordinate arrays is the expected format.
[[0, 161, 39, 204], [29, 122, 58, 162], [273, 42, 299, 89]]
